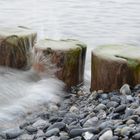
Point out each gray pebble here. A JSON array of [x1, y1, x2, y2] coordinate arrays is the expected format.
[[120, 126, 132, 136], [110, 96, 120, 103], [130, 102, 139, 109], [66, 124, 82, 132], [134, 107, 140, 115], [120, 84, 131, 95], [59, 131, 70, 140], [70, 106, 79, 113], [106, 101, 119, 108], [126, 119, 135, 126], [63, 113, 79, 125], [100, 94, 108, 100], [47, 136, 60, 140], [94, 104, 107, 111], [69, 127, 98, 137], [110, 136, 119, 140], [115, 104, 126, 113], [46, 128, 60, 137], [32, 119, 49, 129], [124, 108, 134, 118], [2, 128, 23, 139], [49, 116, 63, 123], [88, 91, 98, 101], [47, 122, 65, 131], [132, 133, 140, 140], [19, 121, 30, 129], [99, 129, 113, 140], [98, 121, 113, 130], [70, 136, 82, 140], [17, 133, 35, 140], [83, 117, 98, 127], [35, 129, 45, 138], [126, 95, 134, 102], [26, 126, 38, 134]]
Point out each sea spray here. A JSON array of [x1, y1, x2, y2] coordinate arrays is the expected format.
[[0, 66, 65, 131]]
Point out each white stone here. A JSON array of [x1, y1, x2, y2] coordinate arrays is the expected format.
[[83, 131, 94, 140], [99, 130, 113, 140], [69, 106, 78, 113], [120, 84, 131, 95], [32, 119, 47, 129]]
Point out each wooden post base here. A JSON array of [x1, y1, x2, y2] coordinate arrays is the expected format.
[[91, 44, 140, 92], [0, 26, 37, 69], [33, 39, 87, 90]]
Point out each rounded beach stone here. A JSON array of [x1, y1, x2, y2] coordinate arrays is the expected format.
[[33, 39, 87, 89], [91, 44, 140, 92], [0, 26, 37, 69]]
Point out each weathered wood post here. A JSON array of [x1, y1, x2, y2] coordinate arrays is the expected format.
[[91, 44, 140, 92], [33, 39, 87, 90], [0, 26, 37, 69]]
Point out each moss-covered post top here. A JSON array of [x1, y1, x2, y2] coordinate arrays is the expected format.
[[93, 44, 140, 63], [34, 39, 87, 51]]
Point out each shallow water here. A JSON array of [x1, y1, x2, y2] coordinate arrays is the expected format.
[[0, 0, 140, 130], [0, 67, 64, 131]]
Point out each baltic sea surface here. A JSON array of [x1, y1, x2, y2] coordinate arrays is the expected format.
[[0, 0, 140, 46]]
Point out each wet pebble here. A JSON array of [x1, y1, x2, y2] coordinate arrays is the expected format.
[[100, 94, 108, 100], [83, 117, 98, 127], [25, 126, 38, 134], [32, 118, 49, 129], [126, 119, 135, 125], [134, 106, 140, 115], [59, 131, 70, 140], [69, 127, 98, 137], [47, 122, 65, 131], [110, 96, 120, 103], [1, 128, 23, 139], [70, 106, 79, 113], [132, 133, 140, 140], [94, 103, 107, 111], [106, 101, 119, 108], [115, 104, 126, 113], [46, 128, 60, 137]]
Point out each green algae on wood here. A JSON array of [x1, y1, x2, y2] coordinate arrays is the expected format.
[[91, 44, 140, 92], [0, 26, 37, 69], [33, 39, 87, 90]]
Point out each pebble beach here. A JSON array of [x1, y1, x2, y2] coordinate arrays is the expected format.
[[1, 84, 140, 140]]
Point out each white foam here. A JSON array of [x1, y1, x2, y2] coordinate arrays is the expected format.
[[0, 67, 64, 131]]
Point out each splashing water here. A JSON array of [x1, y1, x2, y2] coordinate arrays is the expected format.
[[0, 66, 65, 131]]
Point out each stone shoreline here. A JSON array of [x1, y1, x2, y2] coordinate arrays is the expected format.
[[1, 84, 140, 140]]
